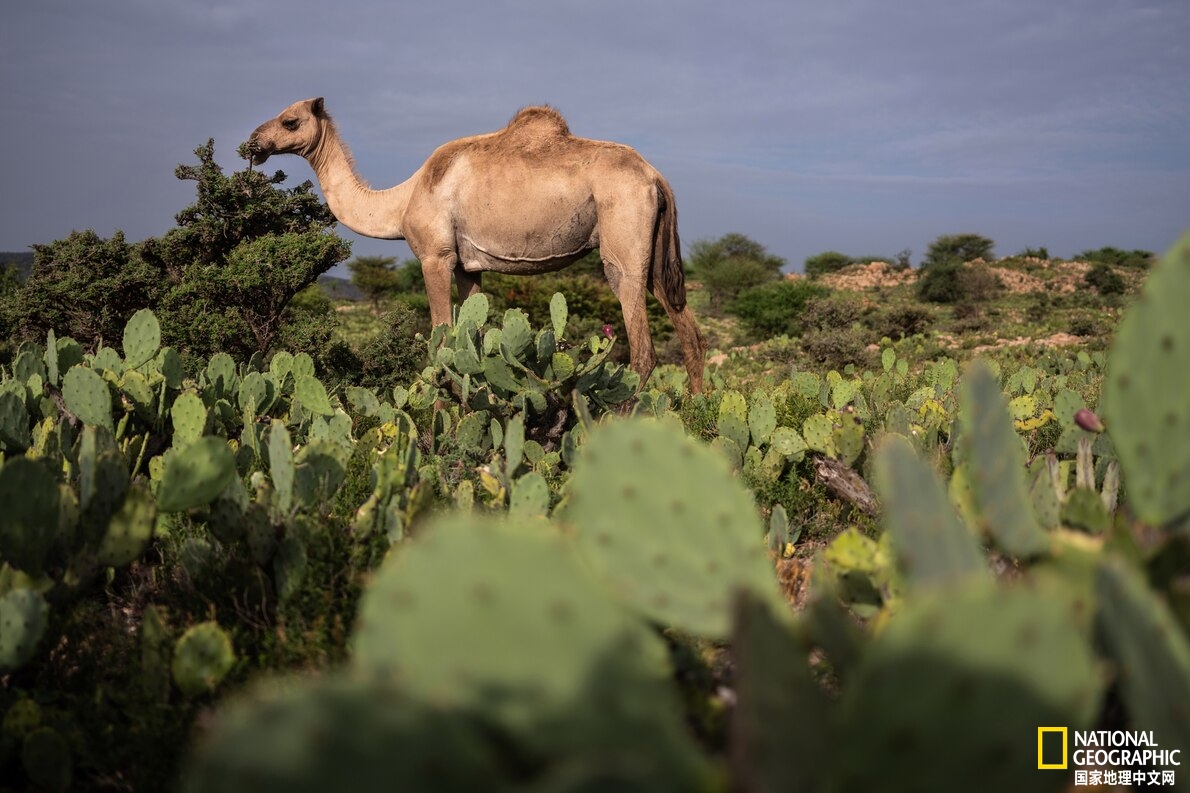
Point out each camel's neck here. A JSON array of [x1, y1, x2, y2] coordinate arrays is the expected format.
[[306, 121, 413, 240]]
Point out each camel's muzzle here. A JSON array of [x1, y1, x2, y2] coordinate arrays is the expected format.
[[244, 135, 272, 166]]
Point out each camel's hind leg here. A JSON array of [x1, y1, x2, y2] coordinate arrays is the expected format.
[[650, 283, 707, 395], [455, 267, 482, 303]]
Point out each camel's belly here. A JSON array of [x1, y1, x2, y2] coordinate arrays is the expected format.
[[454, 194, 600, 273], [457, 235, 596, 275]]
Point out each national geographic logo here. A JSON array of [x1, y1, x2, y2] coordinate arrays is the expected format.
[[1038, 727, 1068, 770]]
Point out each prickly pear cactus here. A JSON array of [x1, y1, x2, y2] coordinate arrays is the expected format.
[[833, 584, 1102, 793], [0, 457, 60, 574], [171, 621, 236, 697], [96, 484, 156, 568], [21, 725, 72, 793], [171, 392, 208, 446], [1102, 233, 1190, 527], [156, 436, 236, 513], [567, 418, 781, 638], [353, 513, 709, 787], [354, 515, 670, 735], [716, 391, 750, 451], [960, 361, 1050, 557], [182, 677, 503, 793], [1096, 557, 1190, 758], [121, 308, 161, 371], [874, 434, 988, 591], [0, 589, 49, 673], [0, 391, 31, 452], [61, 365, 113, 432], [731, 593, 831, 793]]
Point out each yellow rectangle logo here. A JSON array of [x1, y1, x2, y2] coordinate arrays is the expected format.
[[1038, 727, 1068, 769]]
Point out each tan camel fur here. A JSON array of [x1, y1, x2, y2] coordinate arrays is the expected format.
[[247, 98, 706, 392]]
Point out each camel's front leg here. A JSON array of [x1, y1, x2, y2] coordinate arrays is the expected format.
[[420, 254, 457, 328]]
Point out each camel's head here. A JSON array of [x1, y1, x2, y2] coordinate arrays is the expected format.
[[245, 97, 328, 166]]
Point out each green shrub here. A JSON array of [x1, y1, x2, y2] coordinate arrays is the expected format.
[[922, 233, 995, 269], [728, 279, 828, 337], [874, 305, 933, 340], [801, 327, 873, 370], [1084, 262, 1126, 295], [688, 233, 784, 313], [918, 262, 1002, 304], [1075, 246, 1153, 269], [800, 293, 865, 332], [803, 251, 853, 279], [917, 260, 965, 303], [3, 140, 349, 368]]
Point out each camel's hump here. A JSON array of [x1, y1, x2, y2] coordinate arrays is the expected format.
[[505, 106, 571, 137]]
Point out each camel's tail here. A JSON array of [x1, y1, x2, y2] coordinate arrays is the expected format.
[[652, 179, 687, 312]]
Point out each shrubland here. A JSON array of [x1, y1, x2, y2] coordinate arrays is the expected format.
[[0, 150, 1185, 793]]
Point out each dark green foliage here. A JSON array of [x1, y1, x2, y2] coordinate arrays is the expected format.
[[160, 231, 347, 363], [348, 255, 401, 310], [800, 293, 865, 332], [1084, 262, 1125, 295], [6, 230, 159, 352], [688, 233, 785, 313], [1020, 246, 1050, 259], [873, 304, 933, 340], [917, 260, 965, 303], [1067, 314, 1105, 337], [801, 327, 873, 370], [0, 263, 22, 298], [325, 302, 426, 393], [2, 140, 348, 368], [922, 232, 995, 269], [918, 260, 1003, 304], [729, 279, 828, 337], [803, 250, 853, 279], [1075, 245, 1153, 269]]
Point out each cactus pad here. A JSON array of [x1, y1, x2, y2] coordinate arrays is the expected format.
[[182, 677, 502, 793], [1096, 557, 1190, 758], [97, 484, 156, 568], [157, 436, 236, 513], [874, 434, 988, 590], [62, 366, 113, 432], [1102, 234, 1190, 526], [834, 584, 1101, 793], [567, 418, 779, 638], [21, 726, 72, 793], [0, 458, 60, 574], [121, 308, 161, 370], [0, 589, 49, 673], [172, 621, 236, 696], [960, 361, 1050, 557], [353, 514, 672, 743]]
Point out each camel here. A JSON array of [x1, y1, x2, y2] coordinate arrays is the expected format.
[[246, 98, 706, 393]]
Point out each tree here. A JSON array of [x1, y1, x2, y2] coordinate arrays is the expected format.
[[687, 233, 785, 313], [3, 140, 349, 367], [922, 233, 995, 269], [803, 251, 853, 279], [1074, 246, 1153, 270], [349, 255, 401, 310]]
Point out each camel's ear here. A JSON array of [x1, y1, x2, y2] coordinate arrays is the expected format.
[[310, 97, 326, 117]]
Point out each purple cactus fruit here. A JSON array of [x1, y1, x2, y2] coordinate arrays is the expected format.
[[1074, 408, 1105, 434], [602, 324, 614, 339]]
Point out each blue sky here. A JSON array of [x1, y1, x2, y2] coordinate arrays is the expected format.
[[2, 0, 1187, 274]]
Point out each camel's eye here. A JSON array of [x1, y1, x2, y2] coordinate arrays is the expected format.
[[282, 118, 299, 131]]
